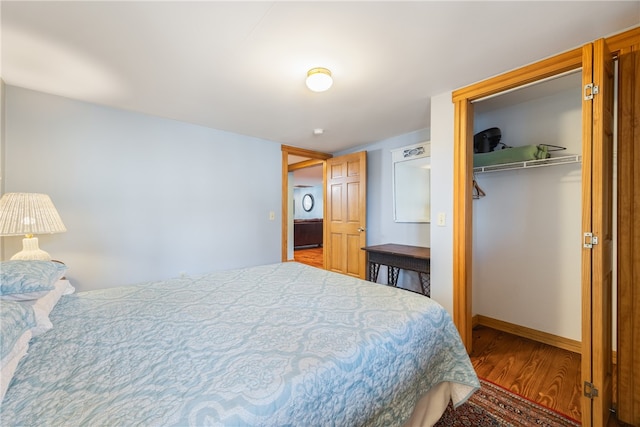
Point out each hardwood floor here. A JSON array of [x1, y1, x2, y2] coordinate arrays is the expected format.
[[472, 325, 627, 426], [293, 246, 323, 269], [471, 325, 582, 420]]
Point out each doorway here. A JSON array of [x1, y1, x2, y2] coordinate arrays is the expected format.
[[281, 146, 369, 280], [280, 145, 332, 265], [291, 162, 324, 268]]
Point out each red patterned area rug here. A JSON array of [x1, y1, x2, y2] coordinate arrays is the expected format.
[[434, 379, 581, 426]]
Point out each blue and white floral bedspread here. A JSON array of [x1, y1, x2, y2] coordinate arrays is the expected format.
[[1, 262, 478, 426]]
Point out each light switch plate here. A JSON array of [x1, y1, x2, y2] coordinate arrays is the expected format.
[[437, 212, 446, 226]]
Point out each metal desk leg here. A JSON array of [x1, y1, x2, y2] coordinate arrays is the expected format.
[[418, 272, 431, 297], [368, 262, 381, 282], [388, 266, 400, 287]]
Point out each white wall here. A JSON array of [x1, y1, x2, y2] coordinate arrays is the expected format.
[[472, 85, 583, 340], [1, 80, 5, 258], [336, 128, 431, 293], [429, 88, 584, 337], [1, 80, 5, 191], [3, 86, 282, 291], [429, 92, 456, 315]]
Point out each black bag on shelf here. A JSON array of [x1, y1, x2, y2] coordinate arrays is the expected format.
[[474, 127, 502, 153]]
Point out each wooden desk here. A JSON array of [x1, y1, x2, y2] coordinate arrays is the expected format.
[[361, 244, 431, 296]]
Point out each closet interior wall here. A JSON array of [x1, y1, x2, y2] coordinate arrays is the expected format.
[[471, 77, 586, 343]]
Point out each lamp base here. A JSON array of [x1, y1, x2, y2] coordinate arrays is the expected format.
[[10, 237, 52, 261]]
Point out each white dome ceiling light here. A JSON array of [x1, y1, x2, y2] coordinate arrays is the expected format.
[[306, 67, 333, 92]]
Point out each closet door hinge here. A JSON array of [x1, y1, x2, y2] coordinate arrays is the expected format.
[[584, 381, 599, 399], [583, 232, 598, 248], [584, 83, 599, 100]]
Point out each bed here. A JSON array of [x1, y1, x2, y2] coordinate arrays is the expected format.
[[1, 261, 479, 426]]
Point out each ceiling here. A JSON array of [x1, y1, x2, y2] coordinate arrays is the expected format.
[[2, 1, 639, 159]]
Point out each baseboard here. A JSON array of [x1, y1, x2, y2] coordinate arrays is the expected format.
[[473, 315, 618, 364], [474, 314, 582, 354]]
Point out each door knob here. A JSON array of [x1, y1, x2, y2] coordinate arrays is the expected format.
[[358, 227, 366, 232]]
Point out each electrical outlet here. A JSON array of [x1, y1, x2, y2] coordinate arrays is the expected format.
[[437, 212, 446, 226]]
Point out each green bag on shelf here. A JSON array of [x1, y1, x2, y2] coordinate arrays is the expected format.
[[473, 144, 550, 167]]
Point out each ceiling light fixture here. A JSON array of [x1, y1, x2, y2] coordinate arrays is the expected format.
[[306, 67, 333, 92]]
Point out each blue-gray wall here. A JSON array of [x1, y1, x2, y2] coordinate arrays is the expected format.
[[336, 128, 431, 293], [3, 86, 282, 291], [3, 85, 431, 294], [293, 186, 323, 219]]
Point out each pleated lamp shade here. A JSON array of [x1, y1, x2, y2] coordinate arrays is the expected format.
[[0, 193, 67, 260]]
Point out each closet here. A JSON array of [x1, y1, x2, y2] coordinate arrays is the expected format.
[[450, 32, 637, 427], [471, 71, 584, 350]]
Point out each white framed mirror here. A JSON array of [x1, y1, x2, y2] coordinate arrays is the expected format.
[[392, 142, 431, 223]]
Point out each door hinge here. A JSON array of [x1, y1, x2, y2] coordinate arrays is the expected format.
[[583, 232, 598, 248], [584, 83, 599, 100], [584, 381, 599, 398]]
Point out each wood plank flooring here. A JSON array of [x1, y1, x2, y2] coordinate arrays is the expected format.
[[293, 247, 323, 269], [471, 325, 583, 421], [472, 325, 627, 426]]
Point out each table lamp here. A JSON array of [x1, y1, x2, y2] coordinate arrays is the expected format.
[[0, 193, 67, 261]]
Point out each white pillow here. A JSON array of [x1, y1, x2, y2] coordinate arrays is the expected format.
[[62, 280, 76, 295], [0, 301, 35, 362], [23, 280, 73, 337], [0, 328, 31, 368], [0, 300, 36, 401], [0, 330, 32, 401]]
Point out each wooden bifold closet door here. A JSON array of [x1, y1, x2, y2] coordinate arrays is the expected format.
[[450, 29, 640, 426], [580, 37, 614, 427], [615, 30, 640, 427]]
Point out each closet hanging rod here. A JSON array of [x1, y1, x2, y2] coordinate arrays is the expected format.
[[471, 69, 582, 104]]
